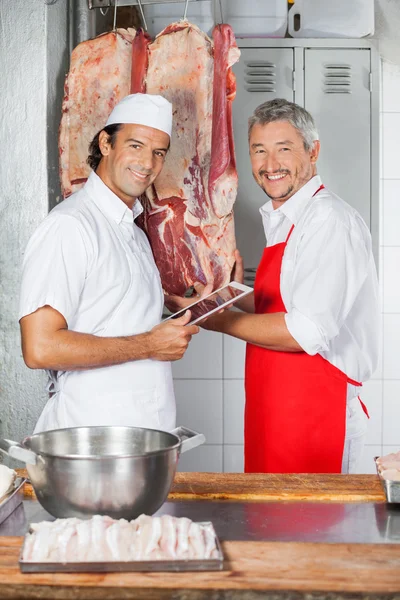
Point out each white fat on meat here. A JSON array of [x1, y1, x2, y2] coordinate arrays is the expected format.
[[135, 514, 163, 559], [188, 521, 206, 559], [159, 514, 177, 559], [22, 514, 219, 562]]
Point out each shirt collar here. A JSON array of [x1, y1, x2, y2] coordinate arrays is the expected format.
[[84, 171, 144, 224], [259, 175, 322, 225]]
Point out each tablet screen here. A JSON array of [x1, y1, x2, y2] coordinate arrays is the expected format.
[[169, 284, 249, 324]]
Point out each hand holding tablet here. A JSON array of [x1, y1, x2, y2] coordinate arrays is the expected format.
[[164, 282, 253, 326]]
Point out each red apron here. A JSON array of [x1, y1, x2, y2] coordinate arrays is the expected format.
[[244, 185, 366, 474]]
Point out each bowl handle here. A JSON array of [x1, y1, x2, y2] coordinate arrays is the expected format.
[[0, 438, 37, 465], [171, 427, 206, 454]]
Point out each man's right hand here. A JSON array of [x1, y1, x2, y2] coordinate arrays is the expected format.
[[148, 310, 199, 362]]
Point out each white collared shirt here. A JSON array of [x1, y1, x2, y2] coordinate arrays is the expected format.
[[259, 175, 380, 387], [19, 171, 176, 433]]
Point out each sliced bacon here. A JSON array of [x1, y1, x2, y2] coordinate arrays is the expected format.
[[59, 28, 136, 198]]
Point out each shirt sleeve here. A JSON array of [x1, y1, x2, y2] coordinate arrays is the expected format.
[[19, 213, 89, 326], [284, 212, 370, 355]]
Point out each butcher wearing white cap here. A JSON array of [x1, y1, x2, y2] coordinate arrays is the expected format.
[[19, 93, 198, 433]]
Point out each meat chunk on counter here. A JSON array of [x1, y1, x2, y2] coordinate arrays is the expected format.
[[376, 450, 400, 481], [22, 514, 219, 562]]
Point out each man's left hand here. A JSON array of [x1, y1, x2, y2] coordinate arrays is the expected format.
[[164, 282, 213, 314]]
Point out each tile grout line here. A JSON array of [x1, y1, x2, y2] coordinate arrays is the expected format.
[[222, 334, 225, 472]]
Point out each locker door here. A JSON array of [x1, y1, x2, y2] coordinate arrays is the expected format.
[[304, 48, 371, 227], [232, 48, 294, 282]]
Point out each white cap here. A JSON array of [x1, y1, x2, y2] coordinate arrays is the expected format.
[[105, 93, 173, 137]]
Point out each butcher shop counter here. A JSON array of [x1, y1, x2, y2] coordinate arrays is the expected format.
[[0, 472, 400, 600]]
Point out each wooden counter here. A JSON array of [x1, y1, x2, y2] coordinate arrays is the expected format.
[[1, 473, 397, 600], [20, 471, 387, 503], [169, 472, 387, 503]]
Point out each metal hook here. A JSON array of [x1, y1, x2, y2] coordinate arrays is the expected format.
[[100, 7, 109, 16], [113, 0, 118, 31], [218, 0, 223, 24], [136, 0, 148, 32], [182, 0, 189, 21]]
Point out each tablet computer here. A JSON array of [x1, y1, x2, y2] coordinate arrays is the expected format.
[[164, 281, 253, 325]]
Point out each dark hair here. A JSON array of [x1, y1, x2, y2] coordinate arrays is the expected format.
[[87, 123, 123, 171]]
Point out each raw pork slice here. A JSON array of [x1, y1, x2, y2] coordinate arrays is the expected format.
[[59, 28, 137, 198], [139, 23, 240, 295], [22, 514, 220, 562]]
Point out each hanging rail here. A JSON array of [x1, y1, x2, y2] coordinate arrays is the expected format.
[[88, 0, 199, 8]]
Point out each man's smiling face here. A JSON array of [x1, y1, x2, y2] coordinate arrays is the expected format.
[[97, 123, 170, 208], [249, 120, 320, 207]]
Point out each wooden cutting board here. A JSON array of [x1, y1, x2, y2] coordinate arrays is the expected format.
[[0, 537, 399, 598], [18, 470, 386, 503], [169, 472, 386, 502]]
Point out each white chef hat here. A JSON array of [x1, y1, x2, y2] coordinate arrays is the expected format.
[[105, 93, 173, 137]]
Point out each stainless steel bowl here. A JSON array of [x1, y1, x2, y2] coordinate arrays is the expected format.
[[0, 426, 204, 520]]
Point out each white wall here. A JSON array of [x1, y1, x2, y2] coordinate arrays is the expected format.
[[0, 0, 48, 446], [0, 0, 68, 453], [175, 59, 400, 474]]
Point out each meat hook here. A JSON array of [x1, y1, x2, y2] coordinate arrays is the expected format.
[[218, 0, 224, 24], [182, 0, 190, 21], [113, 0, 118, 31], [136, 0, 148, 32]]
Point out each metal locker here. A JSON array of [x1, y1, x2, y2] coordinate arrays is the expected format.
[[231, 48, 294, 282], [304, 48, 371, 227]]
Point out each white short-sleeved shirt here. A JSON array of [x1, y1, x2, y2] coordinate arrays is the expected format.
[[19, 171, 176, 433], [259, 175, 380, 398]]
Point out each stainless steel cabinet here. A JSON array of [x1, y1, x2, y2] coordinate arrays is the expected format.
[[304, 48, 371, 228], [232, 48, 294, 279], [231, 40, 379, 280]]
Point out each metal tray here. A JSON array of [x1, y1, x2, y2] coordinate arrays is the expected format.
[[19, 521, 224, 573], [375, 457, 400, 504], [0, 477, 26, 527]]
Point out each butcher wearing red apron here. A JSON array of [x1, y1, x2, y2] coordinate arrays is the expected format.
[[245, 185, 367, 474], [194, 99, 378, 475]]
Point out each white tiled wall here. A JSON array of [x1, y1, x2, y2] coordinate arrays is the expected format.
[[173, 59, 400, 473], [377, 60, 400, 470]]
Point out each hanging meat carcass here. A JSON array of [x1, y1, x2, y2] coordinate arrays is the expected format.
[[139, 23, 240, 295], [59, 28, 137, 198], [58, 23, 240, 295]]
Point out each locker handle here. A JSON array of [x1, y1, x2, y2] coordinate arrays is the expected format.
[[246, 62, 276, 68], [245, 87, 276, 93], [324, 90, 352, 94]]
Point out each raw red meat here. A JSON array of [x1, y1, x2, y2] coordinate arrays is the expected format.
[[59, 28, 137, 198], [141, 23, 240, 295]]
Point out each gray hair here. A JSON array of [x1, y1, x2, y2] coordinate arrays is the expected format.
[[248, 98, 319, 151]]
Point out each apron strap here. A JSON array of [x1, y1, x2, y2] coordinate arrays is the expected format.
[[284, 184, 325, 244], [285, 224, 295, 243], [346, 377, 370, 419]]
